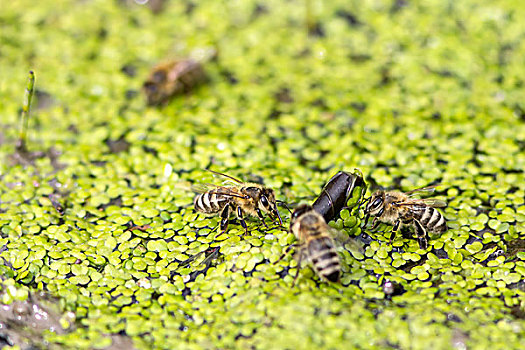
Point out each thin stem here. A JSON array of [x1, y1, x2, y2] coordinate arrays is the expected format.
[[305, 0, 313, 35], [17, 70, 36, 151]]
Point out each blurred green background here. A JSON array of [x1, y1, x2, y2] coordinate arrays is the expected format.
[[0, 0, 524, 349]]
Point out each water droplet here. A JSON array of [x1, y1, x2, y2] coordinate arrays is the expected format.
[[164, 163, 173, 178]]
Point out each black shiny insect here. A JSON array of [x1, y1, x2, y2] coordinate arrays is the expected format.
[[311, 170, 367, 222]]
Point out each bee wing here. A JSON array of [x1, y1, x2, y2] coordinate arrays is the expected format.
[[171, 181, 194, 192], [327, 227, 348, 243], [418, 198, 447, 207], [293, 246, 309, 265], [191, 183, 249, 200], [395, 198, 447, 208], [190, 183, 219, 194], [328, 227, 359, 247], [205, 169, 244, 184], [327, 227, 365, 257], [405, 184, 440, 197], [343, 237, 365, 257]]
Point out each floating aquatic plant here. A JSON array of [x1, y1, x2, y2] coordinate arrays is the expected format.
[[0, 0, 524, 349]]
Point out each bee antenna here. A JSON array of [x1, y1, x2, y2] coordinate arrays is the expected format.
[[355, 196, 371, 215], [277, 200, 292, 214]]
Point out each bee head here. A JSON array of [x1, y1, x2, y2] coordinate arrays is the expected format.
[[258, 188, 283, 226], [365, 191, 385, 217], [290, 204, 313, 224]]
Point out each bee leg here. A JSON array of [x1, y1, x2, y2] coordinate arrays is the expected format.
[[273, 206, 283, 227], [274, 243, 298, 264], [413, 219, 428, 249], [236, 206, 249, 235], [220, 205, 232, 233], [370, 217, 381, 231], [201, 246, 220, 268], [178, 250, 205, 267], [355, 188, 369, 213], [255, 208, 269, 228], [389, 220, 401, 243], [363, 213, 370, 227]]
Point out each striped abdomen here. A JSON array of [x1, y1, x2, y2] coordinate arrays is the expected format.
[[306, 234, 341, 283], [194, 190, 230, 214], [413, 206, 447, 233]]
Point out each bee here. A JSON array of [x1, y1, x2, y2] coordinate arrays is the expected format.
[[143, 48, 216, 105], [193, 170, 283, 234], [288, 204, 341, 284], [363, 186, 447, 249], [143, 58, 205, 105]]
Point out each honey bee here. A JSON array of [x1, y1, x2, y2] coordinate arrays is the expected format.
[[143, 58, 206, 105], [288, 204, 341, 284], [143, 48, 216, 105], [363, 186, 447, 249], [193, 170, 283, 234]]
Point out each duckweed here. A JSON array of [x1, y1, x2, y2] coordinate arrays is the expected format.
[[0, 0, 524, 349]]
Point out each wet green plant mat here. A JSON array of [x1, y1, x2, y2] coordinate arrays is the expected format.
[[0, 0, 524, 349]]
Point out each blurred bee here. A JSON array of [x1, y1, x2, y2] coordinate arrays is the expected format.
[[363, 185, 447, 249], [143, 48, 216, 105], [193, 170, 283, 234], [288, 204, 341, 284]]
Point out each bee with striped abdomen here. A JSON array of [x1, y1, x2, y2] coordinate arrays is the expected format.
[[288, 204, 341, 284], [363, 185, 447, 249], [193, 170, 283, 234]]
